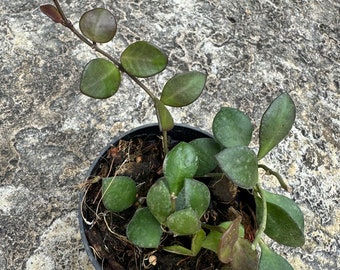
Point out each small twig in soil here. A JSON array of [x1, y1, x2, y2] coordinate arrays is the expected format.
[[102, 213, 130, 243]]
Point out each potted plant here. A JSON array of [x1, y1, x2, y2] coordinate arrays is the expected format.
[[41, 1, 305, 269]]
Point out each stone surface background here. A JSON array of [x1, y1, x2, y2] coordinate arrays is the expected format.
[[1, 0, 339, 269]]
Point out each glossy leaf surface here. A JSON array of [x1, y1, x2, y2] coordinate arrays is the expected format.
[[79, 8, 117, 43], [121, 41, 167, 77], [80, 58, 121, 99], [126, 208, 162, 248], [153, 98, 174, 131], [259, 242, 294, 270], [160, 71, 206, 107], [255, 190, 305, 247], [163, 142, 198, 195], [216, 146, 258, 189], [176, 178, 210, 218], [166, 208, 201, 235], [189, 138, 221, 176], [147, 178, 172, 224], [102, 176, 136, 212], [213, 107, 253, 148], [258, 93, 296, 159]]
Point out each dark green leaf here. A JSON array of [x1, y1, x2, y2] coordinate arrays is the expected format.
[[216, 146, 258, 189], [102, 176, 136, 212], [255, 190, 305, 247], [121, 41, 167, 77], [258, 93, 296, 159], [160, 71, 206, 107], [259, 242, 294, 270], [153, 98, 174, 131], [163, 142, 198, 195], [189, 138, 221, 176], [147, 178, 172, 224], [166, 208, 201, 235], [79, 8, 117, 43], [126, 208, 162, 248], [80, 58, 121, 99], [213, 107, 253, 148], [176, 178, 210, 218]]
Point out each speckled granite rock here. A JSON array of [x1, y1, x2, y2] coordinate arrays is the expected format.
[[1, 0, 339, 269]]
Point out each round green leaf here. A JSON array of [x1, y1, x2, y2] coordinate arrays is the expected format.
[[147, 178, 172, 224], [189, 138, 221, 176], [213, 107, 253, 148], [215, 146, 258, 189], [126, 207, 162, 248], [160, 71, 206, 107], [259, 242, 294, 270], [166, 208, 201, 235], [258, 93, 296, 159], [163, 142, 198, 195], [255, 190, 305, 247], [79, 8, 117, 43], [176, 178, 210, 218], [153, 98, 174, 131], [102, 176, 136, 212], [80, 58, 121, 99], [121, 41, 167, 77]]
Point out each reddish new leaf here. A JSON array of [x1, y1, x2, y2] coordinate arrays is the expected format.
[[40, 5, 64, 24]]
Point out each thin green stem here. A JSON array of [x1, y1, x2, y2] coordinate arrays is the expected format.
[[258, 239, 267, 249], [258, 164, 292, 192], [170, 193, 176, 213], [162, 130, 169, 155], [252, 183, 267, 250]]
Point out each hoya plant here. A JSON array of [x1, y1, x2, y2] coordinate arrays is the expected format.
[[41, 1, 304, 269]]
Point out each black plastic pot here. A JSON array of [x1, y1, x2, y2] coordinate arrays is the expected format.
[[79, 123, 212, 269]]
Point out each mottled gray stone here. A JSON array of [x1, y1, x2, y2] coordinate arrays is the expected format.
[[0, 0, 339, 269]]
